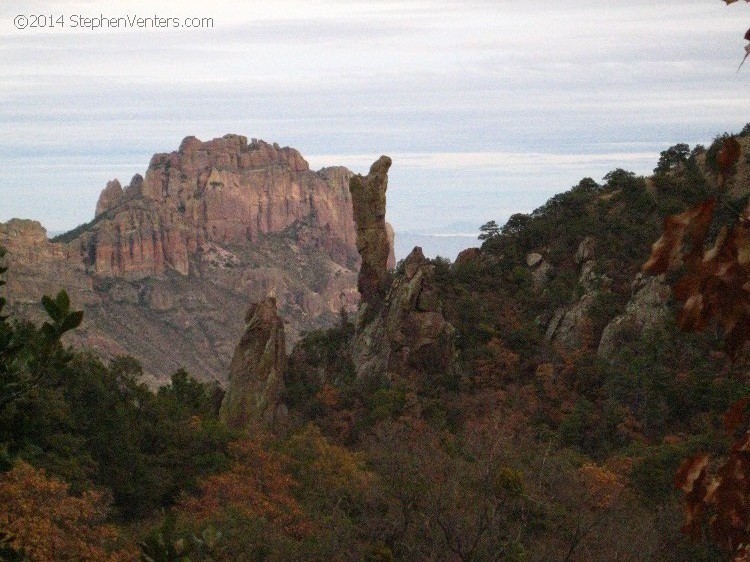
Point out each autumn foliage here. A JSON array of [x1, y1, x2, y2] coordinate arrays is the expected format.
[[0, 461, 133, 561], [643, 137, 750, 357], [645, 135, 750, 559], [179, 436, 310, 538]]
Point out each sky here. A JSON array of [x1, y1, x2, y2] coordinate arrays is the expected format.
[[1, 1, 749, 255]]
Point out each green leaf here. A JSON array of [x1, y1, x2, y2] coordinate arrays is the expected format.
[[54, 290, 70, 316], [59, 310, 84, 334], [41, 322, 57, 341], [41, 295, 61, 322]]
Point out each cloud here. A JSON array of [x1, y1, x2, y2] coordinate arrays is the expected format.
[[1, 1, 749, 233]]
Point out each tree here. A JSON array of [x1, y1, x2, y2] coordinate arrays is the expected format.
[[0, 247, 83, 411], [176, 435, 310, 559], [0, 460, 133, 561], [654, 143, 691, 174], [478, 220, 500, 241]]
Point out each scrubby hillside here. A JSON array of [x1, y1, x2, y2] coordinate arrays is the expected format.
[[1, 127, 748, 560]]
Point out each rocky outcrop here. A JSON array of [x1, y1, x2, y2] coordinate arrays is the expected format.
[[348, 156, 456, 383], [77, 135, 360, 279], [95, 180, 123, 217], [0, 135, 370, 385], [575, 236, 596, 265], [0, 220, 93, 314], [597, 273, 672, 359], [545, 238, 610, 351], [350, 156, 392, 303], [219, 298, 286, 428], [455, 247, 481, 266], [386, 247, 456, 379], [545, 293, 599, 350], [353, 247, 456, 382]]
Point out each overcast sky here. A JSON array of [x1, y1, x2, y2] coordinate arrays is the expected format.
[[1, 0, 749, 239]]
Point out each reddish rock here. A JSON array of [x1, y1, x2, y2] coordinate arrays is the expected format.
[[0, 135, 368, 385], [95, 180, 123, 216], [73, 135, 360, 279], [455, 247, 481, 266]]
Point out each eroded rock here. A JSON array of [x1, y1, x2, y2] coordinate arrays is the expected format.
[[0, 135, 364, 384], [349, 155, 392, 304], [219, 297, 287, 428], [348, 158, 456, 382]]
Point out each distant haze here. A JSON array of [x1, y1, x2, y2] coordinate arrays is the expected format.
[[2, 1, 749, 243]]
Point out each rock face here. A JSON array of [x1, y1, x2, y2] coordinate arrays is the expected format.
[[598, 273, 672, 359], [219, 297, 286, 428], [348, 156, 456, 383], [455, 247, 481, 266], [545, 237, 610, 351], [385, 248, 456, 379], [79, 135, 359, 279], [0, 135, 382, 385], [353, 247, 456, 382], [526, 252, 553, 289], [349, 156, 392, 304]]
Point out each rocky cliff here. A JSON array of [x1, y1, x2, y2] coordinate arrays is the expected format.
[[77, 135, 359, 278], [0, 135, 384, 385]]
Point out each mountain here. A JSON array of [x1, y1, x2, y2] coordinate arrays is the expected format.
[[0, 134, 395, 385], [2, 129, 750, 560]]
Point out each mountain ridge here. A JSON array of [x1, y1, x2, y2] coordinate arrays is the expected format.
[[0, 134, 394, 385]]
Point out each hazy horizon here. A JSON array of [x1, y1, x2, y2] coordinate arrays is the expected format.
[[2, 1, 749, 249]]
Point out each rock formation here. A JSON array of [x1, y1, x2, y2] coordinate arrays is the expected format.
[[78, 135, 359, 279], [526, 251, 553, 289], [0, 135, 380, 385], [597, 273, 672, 359], [545, 237, 610, 351], [349, 156, 456, 383], [349, 156, 392, 303], [219, 297, 287, 428], [384, 247, 456, 380], [455, 247, 481, 266]]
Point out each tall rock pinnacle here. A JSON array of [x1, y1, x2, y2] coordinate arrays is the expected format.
[[349, 156, 392, 304], [219, 297, 287, 428]]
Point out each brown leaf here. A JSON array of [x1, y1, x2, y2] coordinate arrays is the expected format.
[[666, 219, 750, 356], [643, 199, 716, 275], [718, 137, 742, 185], [675, 454, 710, 493], [724, 396, 750, 433], [675, 454, 714, 539]]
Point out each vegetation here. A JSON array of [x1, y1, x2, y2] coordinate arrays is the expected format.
[[5, 126, 750, 559]]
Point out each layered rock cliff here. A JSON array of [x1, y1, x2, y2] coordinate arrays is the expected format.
[[77, 135, 359, 279], [0, 135, 384, 385]]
